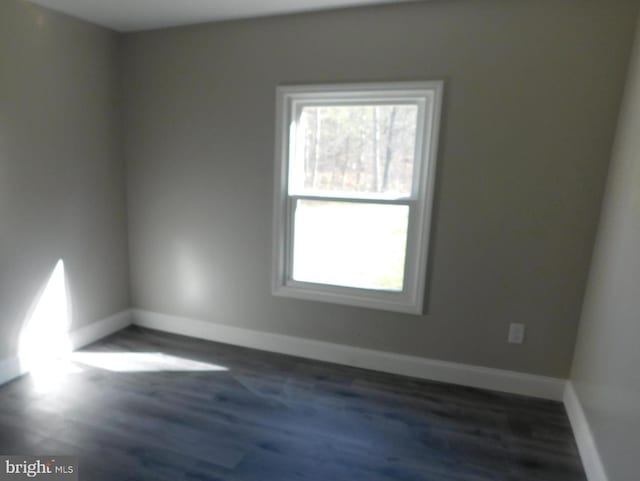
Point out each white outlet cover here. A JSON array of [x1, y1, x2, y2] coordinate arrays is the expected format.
[[508, 323, 526, 344]]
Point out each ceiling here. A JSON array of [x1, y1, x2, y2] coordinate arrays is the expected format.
[[28, 0, 414, 32]]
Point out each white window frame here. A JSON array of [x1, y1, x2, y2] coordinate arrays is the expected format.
[[272, 81, 443, 314]]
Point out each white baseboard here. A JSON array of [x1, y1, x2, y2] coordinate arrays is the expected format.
[[0, 309, 132, 387], [0, 356, 26, 388], [69, 309, 133, 351], [132, 309, 566, 401], [564, 382, 609, 481]]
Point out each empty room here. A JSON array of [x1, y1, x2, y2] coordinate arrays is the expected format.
[[0, 0, 638, 479]]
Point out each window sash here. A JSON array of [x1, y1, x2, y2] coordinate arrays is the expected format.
[[284, 196, 416, 294], [288, 97, 428, 200]]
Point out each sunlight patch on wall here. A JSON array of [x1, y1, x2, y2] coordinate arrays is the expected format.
[[18, 259, 72, 373]]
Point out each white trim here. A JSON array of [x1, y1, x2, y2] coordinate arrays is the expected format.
[[0, 309, 132, 387], [68, 309, 133, 351], [0, 357, 26, 388], [132, 309, 565, 400], [272, 81, 444, 315], [563, 382, 609, 481]]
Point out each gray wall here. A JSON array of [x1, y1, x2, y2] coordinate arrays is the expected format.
[[0, 0, 130, 361], [122, 0, 638, 378], [570, 12, 640, 481]]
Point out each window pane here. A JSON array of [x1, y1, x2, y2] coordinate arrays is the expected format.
[[292, 200, 409, 291], [291, 104, 418, 197]]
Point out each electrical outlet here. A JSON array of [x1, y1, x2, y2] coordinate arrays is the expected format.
[[508, 323, 526, 344]]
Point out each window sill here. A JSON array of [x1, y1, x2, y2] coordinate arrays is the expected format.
[[272, 281, 424, 315]]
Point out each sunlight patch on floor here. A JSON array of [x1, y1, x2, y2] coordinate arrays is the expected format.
[[69, 352, 228, 372]]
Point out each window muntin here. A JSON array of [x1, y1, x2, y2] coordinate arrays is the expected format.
[[273, 82, 442, 314]]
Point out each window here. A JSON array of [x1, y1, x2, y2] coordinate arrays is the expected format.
[[272, 82, 443, 314]]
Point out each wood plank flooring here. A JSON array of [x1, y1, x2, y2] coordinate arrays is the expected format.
[[0, 326, 585, 480]]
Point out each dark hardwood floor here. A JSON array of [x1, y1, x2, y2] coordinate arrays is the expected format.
[[0, 326, 585, 481]]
